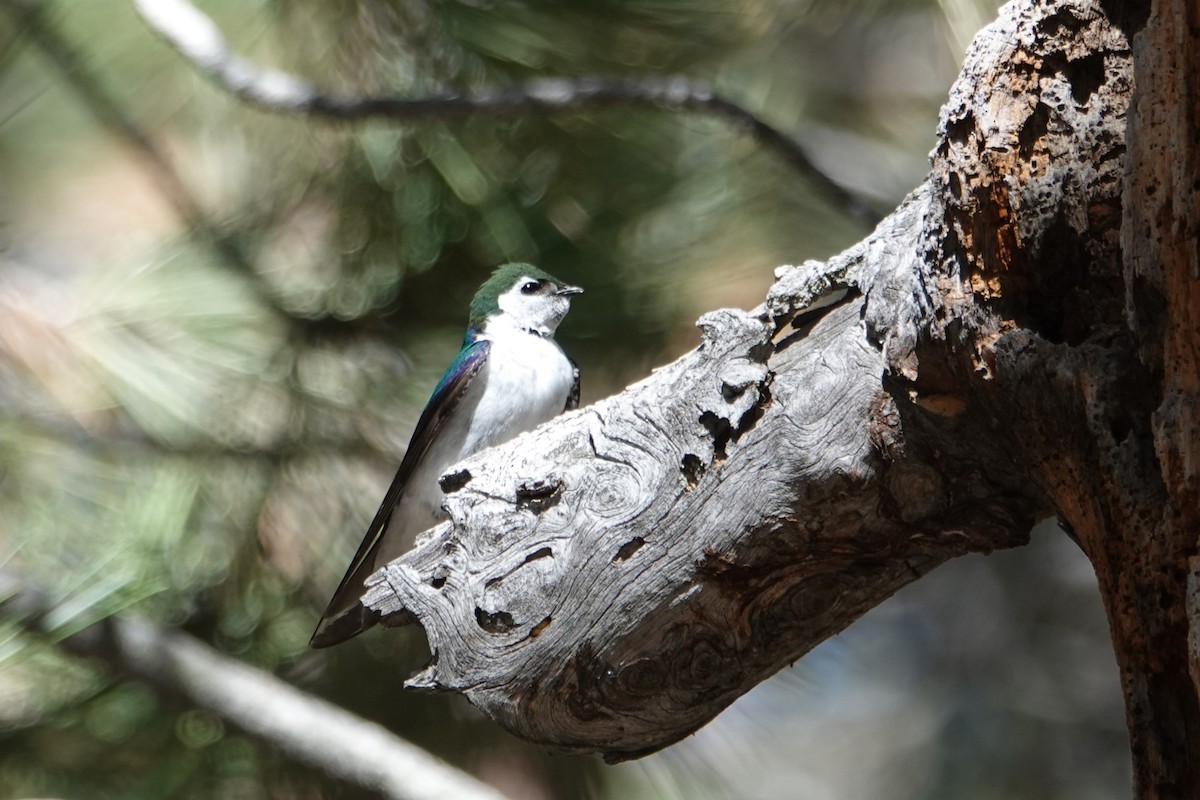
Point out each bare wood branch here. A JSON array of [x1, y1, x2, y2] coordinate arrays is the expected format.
[[131, 0, 880, 228], [365, 184, 1040, 762], [358, 5, 1200, 795], [0, 570, 508, 800]]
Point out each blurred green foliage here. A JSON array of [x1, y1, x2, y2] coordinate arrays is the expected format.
[[0, 0, 1129, 798]]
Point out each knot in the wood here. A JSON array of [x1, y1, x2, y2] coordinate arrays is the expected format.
[[578, 460, 645, 527], [884, 460, 948, 523], [599, 625, 743, 704]]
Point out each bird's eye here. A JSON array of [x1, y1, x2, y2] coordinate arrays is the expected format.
[[520, 281, 541, 295]]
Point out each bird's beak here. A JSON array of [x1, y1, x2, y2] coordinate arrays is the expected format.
[[556, 285, 583, 297]]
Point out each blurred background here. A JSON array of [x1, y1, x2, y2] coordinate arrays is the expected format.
[[0, 0, 1130, 798]]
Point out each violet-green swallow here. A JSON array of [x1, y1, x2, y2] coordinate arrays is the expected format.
[[310, 263, 582, 648]]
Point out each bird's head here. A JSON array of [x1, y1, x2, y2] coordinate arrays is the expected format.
[[469, 263, 582, 336]]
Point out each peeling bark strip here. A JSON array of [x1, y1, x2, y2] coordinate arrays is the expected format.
[[364, 0, 1200, 791]]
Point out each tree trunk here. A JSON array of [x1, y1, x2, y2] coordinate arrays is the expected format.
[[1110, 0, 1200, 796], [365, 0, 1199, 793]]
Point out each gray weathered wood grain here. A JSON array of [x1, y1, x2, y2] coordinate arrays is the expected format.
[[363, 0, 1166, 766], [363, 188, 1042, 759]]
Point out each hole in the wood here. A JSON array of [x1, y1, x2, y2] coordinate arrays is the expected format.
[[439, 469, 472, 493], [735, 382, 770, 437], [1063, 51, 1105, 105], [483, 547, 555, 590], [430, 576, 447, 590], [613, 537, 645, 563], [1022, 216, 1105, 345], [788, 288, 857, 333], [1018, 101, 1051, 159], [1109, 409, 1133, 444], [524, 547, 553, 564], [1039, 8, 1084, 34], [699, 411, 732, 460], [681, 453, 704, 488], [530, 616, 553, 638], [698, 382, 771, 462], [945, 111, 975, 145], [515, 478, 563, 512], [475, 607, 516, 633]]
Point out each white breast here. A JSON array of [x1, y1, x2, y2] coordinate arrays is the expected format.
[[464, 319, 575, 454], [387, 318, 574, 552]]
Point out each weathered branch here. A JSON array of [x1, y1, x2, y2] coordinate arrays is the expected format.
[[0, 570, 507, 800], [359, 2, 1200, 793], [365, 187, 1040, 762], [131, 0, 879, 228]]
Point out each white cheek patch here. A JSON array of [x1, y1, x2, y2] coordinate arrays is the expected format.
[[496, 277, 537, 318], [491, 275, 572, 336]]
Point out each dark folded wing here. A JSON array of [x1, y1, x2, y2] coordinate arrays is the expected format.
[[310, 337, 491, 647], [565, 357, 580, 411]]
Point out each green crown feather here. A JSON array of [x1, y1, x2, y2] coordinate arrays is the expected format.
[[468, 263, 566, 327]]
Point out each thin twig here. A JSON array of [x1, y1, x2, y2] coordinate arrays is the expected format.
[[132, 0, 881, 228], [0, 569, 508, 800]]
